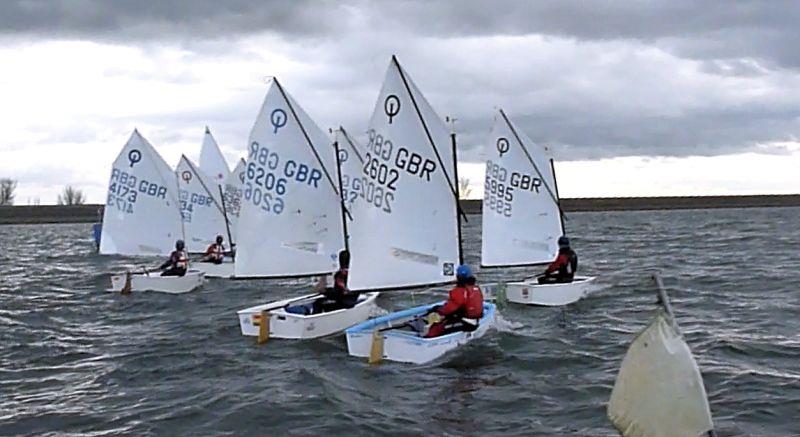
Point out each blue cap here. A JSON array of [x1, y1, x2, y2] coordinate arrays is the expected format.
[[558, 236, 570, 248], [456, 264, 472, 278]]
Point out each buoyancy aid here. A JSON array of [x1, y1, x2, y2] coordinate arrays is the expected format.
[[207, 243, 224, 261], [439, 284, 484, 322], [174, 250, 189, 269]]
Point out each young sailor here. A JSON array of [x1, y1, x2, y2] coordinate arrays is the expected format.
[[538, 235, 578, 284], [312, 250, 359, 313], [201, 235, 226, 264], [159, 239, 189, 277], [424, 264, 484, 338], [285, 250, 359, 315]]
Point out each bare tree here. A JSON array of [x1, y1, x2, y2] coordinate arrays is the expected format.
[[0, 178, 17, 205], [458, 177, 472, 199], [57, 186, 86, 205]]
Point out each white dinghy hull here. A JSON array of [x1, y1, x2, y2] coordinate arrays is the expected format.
[[505, 276, 596, 306], [108, 269, 205, 294], [193, 260, 235, 279], [237, 292, 380, 340], [346, 302, 496, 365]]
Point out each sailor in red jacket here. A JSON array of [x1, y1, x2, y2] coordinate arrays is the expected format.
[[425, 264, 484, 338], [539, 236, 578, 284], [200, 235, 226, 264], [159, 239, 189, 277]]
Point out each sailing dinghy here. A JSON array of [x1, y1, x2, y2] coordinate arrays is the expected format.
[[344, 56, 496, 364], [235, 78, 378, 340], [176, 155, 235, 278], [481, 109, 595, 306], [101, 130, 204, 294], [607, 273, 715, 437], [109, 269, 205, 294]]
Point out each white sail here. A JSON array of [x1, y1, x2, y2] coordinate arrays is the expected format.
[[348, 56, 460, 290], [608, 312, 715, 437], [234, 79, 345, 278], [100, 130, 183, 255], [221, 158, 246, 243], [175, 155, 229, 253], [335, 127, 366, 211], [199, 126, 230, 184], [481, 110, 563, 267]]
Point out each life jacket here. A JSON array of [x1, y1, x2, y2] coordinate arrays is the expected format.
[[558, 249, 578, 278], [462, 285, 484, 320], [333, 268, 348, 293], [174, 250, 188, 269], [208, 243, 224, 260], [440, 284, 484, 321]]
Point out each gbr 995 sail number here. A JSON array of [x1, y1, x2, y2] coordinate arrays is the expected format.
[[485, 160, 514, 217]]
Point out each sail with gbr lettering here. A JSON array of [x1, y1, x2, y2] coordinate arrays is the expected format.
[[348, 56, 460, 290], [221, 158, 246, 243], [100, 129, 183, 256], [481, 109, 563, 267], [234, 79, 345, 278], [335, 127, 366, 212], [175, 155, 229, 253], [199, 127, 230, 184]]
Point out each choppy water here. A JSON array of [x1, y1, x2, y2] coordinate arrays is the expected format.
[[1, 208, 799, 436]]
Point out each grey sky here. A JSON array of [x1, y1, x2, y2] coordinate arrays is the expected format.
[[1, 0, 798, 202]]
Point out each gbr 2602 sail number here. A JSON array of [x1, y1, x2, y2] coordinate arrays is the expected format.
[[359, 129, 438, 214]]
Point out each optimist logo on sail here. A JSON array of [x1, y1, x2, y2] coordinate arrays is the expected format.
[[496, 138, 510, 157], [127, 149, 142, 168], [384, 95, 400, 124], [270, 109, 287, 134]]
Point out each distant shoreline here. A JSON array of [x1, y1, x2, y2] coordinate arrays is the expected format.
[[2, 195, 798, 225]]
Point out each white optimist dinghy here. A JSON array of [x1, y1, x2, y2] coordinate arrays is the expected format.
[[176, 147, 236, 278], [344, 56, 496, 364], [109, 269, 205, 294], [481, 109, 595, 306], [101, 130, 204, 294], [236, 78, 378, 341], [608, 273, 716, 437], [346, 302, 496, 365]]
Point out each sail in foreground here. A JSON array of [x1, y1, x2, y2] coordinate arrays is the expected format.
[[348, 56, 460, 290], [175, 155, 229, 253], [100, 129, 183, 255], [199, 126, 230, 184], [608, 276, 715, 437], [234, 79, 345, 278], [481, 109, 563, 267], [335, 127, 365, 211], [221, 158, 246, 243]]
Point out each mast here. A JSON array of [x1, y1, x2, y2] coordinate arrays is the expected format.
[[499, 108, 566, 223], [333, 138, 351, 252], [218, 185, 235, 252], [451, 132, 464, 266], [549, 158, 566, 235]]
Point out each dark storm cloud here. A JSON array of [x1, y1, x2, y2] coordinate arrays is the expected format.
[[3, 0, 799, 161], [4, 0, 800, 67]]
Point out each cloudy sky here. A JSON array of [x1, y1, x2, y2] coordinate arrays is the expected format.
[[1, 0, 798, 204]]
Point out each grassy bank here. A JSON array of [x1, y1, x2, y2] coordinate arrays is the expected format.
[[2, 195, 799, 225]]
